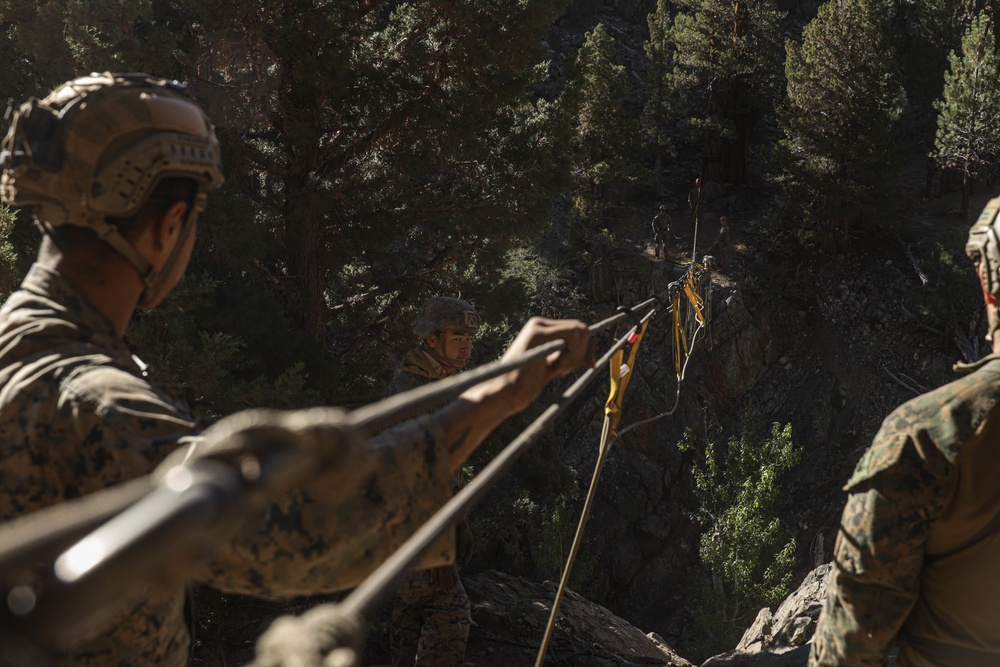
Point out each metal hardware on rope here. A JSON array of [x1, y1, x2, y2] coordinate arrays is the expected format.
[[337, 310, 656, 622]]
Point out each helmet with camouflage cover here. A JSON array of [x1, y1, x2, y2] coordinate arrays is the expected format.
[[0, 72, 224, 306], [412, 297, 480, 339], [968, 197, 1000, 338]]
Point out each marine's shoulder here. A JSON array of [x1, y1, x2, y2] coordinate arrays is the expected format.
[[888, 359, 1000, 447], [849, 360, 1000, 488]]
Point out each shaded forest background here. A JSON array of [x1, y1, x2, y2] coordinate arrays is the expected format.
[[2, 0, 999, 663]]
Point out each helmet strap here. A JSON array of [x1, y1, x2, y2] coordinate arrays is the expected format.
[[88, 216, 157, 288], [137, 191, 205, 308], [423, 336, 467, 371]]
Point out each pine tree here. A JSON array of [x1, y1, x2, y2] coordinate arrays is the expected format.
[[0, 0, 576, 410], [932, 11, 1000, 218], [643, 0, 677, 193], [777, 0, 907, 248], [920, 0, 999, 57], [565, 23, 640, 240], [664, 0, 785, 185]]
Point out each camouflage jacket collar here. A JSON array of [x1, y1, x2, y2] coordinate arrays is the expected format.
[[16, 263, 136, 369], [400, 345, 453, 381], [953, 352, 1000, 375]]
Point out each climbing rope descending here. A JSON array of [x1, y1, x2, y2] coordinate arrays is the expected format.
[[534, 315, 650, 667], [534, 263, 713, 666]]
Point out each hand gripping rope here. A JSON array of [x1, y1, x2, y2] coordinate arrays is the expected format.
[[0, 269, 714, 667]]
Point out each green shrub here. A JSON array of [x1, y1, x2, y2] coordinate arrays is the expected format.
[[680, 416, 800, 660]]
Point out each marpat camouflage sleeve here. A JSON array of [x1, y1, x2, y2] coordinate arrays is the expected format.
[[202, 413, 453, 597], [809, 413, 954, 667]]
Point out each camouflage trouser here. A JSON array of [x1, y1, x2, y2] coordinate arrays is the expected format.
[[390, 565, 471, 667], [653, 231, 669, 257]]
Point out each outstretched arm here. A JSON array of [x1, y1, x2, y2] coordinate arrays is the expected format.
[[436, 317, 595, 470]]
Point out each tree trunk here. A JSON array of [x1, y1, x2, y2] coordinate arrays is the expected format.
[[726, 112, 757, 185], [286, 173, 327, 344], [961, 170, 970, 219], [703, 135, 723, 183], [653, 147, 663, 195], [703, 114, 758, 186]]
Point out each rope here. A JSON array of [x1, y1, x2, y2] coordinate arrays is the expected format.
[[2, 285, 710, 662], [337, 306, 657, 621], [617, 263, 712, 437], [258, 271, 716, 666], [534, 317, 650, 667], [0, 304, 658, 585]]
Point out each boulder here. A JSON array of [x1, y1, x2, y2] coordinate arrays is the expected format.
[[698, 564, 831, 667], [464, 570, 694, 666]]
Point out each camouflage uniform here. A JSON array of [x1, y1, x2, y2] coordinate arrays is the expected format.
[[810, 354, 1000, 667], [386, 347, 472, 667], [0, 265, 455, 667], [651, 207, 672, 259]]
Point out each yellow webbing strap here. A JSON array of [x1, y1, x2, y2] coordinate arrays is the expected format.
[[673, 292, 686, 376], [684, 274, 705, 325], [534, 320, 649, 667], [604, 320, 649, 436]]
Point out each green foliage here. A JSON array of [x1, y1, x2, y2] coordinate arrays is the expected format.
[[565, 24, 642, 240], [776, 0, 907, 249], [642, 0, 678, 191], [920, 0, 997, 59], [662, 0, 785, 184], [931, 11, 1000, 216], [915, 229, 983, 328], [129, 272, 324, 417], [0, 0, 575, 411], [679, 417, 800, 660], [0, 204, 22, 300]]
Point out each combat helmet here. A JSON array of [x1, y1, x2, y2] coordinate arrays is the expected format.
[[412, 297, 480, 339], [968, 197, 1000, 340], [0, 72, 224, 305]]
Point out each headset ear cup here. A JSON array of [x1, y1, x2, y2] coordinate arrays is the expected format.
[[1, 99, 61, 172]]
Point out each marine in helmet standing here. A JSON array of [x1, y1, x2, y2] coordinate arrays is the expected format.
[[650, 205, 672, 259], [0, 73, 595, 666], [385, 297, 480, 667], [810, 196, 1000, 666]]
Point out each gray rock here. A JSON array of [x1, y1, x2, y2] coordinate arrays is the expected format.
[[465, 570, 695, 667], [698, 565, 831, 667]]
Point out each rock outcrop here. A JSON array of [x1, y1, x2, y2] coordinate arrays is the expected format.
[[464, 570, 694, 666], [699, 564, 831, 667]]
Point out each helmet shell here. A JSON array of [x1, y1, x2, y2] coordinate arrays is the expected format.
[[968, 197, 1000, 299], [412, 297, 480, 339], [0, 72, 224, 228]]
